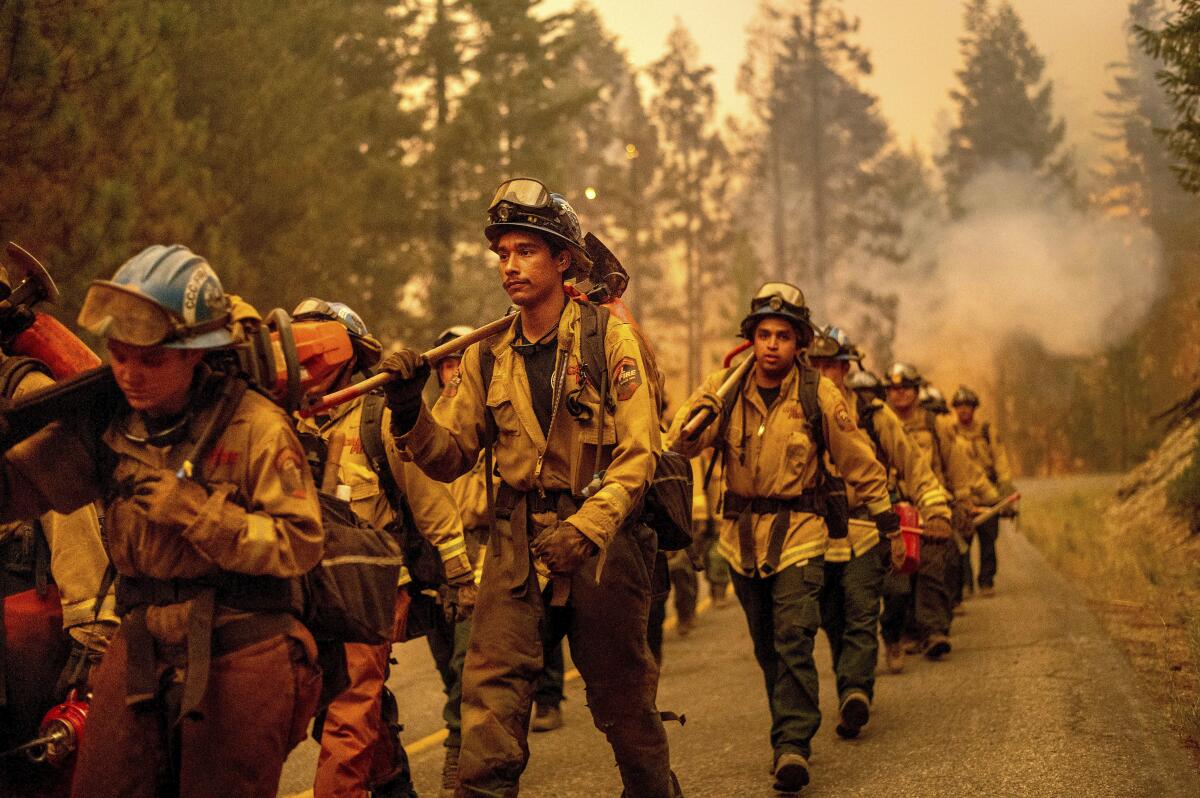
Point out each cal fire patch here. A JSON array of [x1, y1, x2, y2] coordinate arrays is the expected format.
[[833, 402, 856, 432], [613, 356, 642, 401]]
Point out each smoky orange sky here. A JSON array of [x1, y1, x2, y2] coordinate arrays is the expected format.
[[548, 0, 1131, 165]]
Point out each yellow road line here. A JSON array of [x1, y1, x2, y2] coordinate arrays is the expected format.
[[284, 594, 717, 798]]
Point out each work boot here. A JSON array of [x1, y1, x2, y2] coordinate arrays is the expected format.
[[835, 690, 870, 739], [980, 584, 995, 598], [530, 703, 563, 732], [438, 745, 459, 798], [923, 633, 951, 660], [371, 773, 418, 798], [885, 642, 905, 674], [772, 752, 810, 793], [677, 615, 695, 637]]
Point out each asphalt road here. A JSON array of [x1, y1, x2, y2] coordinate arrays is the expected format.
[[280, 508, 1200, 797]]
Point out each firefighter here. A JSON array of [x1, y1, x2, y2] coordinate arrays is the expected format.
[[883, 363, 998, 660], [951, 385, 1015, 597], [290, 301, 475, 798], [808, 327, 952, 709], [0, 353, 118, 797], [0, 245, 324, 797], [380, 178, 681, 797], [668, 284, 895, 793]]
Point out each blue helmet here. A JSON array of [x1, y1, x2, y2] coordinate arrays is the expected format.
[[78, 245, 233, 349]]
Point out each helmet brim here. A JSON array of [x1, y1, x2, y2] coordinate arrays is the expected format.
[[163, 328, 235, 350], [740, 308, 817, 340], [485, 222, 593, 272]]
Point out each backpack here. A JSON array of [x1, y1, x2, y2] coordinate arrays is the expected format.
[[188, 374, 403, 647], [359, 392, 444, 590], [480, 301, 693, 550]]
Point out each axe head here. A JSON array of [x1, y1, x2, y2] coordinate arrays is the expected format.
[[4, 242, 60, 307], [582, 233, 629, 300]]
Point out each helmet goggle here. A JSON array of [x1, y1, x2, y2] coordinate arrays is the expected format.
[[292, 297, 369, 339], [78, 281, 227, 347], [751, 282, 807, 318], [489, 177, 551, 213]]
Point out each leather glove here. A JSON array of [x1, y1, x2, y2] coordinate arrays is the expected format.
[[378, 349, 430, 434], [530, 521, 599, 576], [56, 621, 117, 697], [924, 515, 953, 539], [130, 471, 211, 529], [452, 579, 478, 623], [872, 509, 900, 537]]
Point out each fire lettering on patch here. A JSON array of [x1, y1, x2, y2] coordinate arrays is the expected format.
[[275, 447, 310, 499], [613, 356, 642, 401]]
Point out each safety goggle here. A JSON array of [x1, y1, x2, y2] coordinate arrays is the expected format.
[[78, 281, 223, 347], [489, 178, 551, 212], [751, 282, 807, 316], [292, 297, 336, 320]]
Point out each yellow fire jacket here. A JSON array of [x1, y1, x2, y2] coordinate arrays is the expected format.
[[952, 419, 1014, 490], [1, 373, 323, 586], [827, 391, 952, 561], [891, 407, 999, 508], [400, 299, 661, 553], [668, 364, 891, 578], [295, 396, 471, 585]]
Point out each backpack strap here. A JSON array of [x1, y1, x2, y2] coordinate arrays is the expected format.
[[479, 344, 499, 540], [576, 301, 612, 413], [981, 420, 991, 445], [925, 408, 946, 480], [798, 365, 827, 462], [857, 396, 887, 469], [360, 392, 401, 507]]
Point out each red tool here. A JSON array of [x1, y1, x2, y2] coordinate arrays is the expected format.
[[1, 689, 89, 767], [894, 502, 922, 575]]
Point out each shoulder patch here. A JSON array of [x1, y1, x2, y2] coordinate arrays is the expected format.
[[833, 402, 856, 433], [274, 447, 310, 499], [613, 356, 642, 401]]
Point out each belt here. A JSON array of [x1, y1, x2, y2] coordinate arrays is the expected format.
[[722, 491, 820, 575], [117, 573, 295, 724]]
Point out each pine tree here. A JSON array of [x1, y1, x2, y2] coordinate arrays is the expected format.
[[939, 0, 1075, 214], [738, 1, 897, 316], [1137, 0, 1200, 192], [0, 1, 212, 315], [648, 22, 739, 389]]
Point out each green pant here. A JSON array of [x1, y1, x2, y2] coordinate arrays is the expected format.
[[819, 542, 887, 701], [730, 560, 824, 760]]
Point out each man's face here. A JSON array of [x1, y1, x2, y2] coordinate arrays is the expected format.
[[108, 341, 203, 416], [813, 359, 849, 389], [753, 318, 799, 378], [437, 357, 461, 388], [954, 404, 976, 426], [495, 231, 568, 308], [886, 384, 918, 412]]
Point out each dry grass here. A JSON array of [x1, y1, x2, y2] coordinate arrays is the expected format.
[[1021, 476, 1200, 762]]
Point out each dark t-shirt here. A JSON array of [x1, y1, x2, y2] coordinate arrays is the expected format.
[[513, 318, 559, 435], [758, 384, 781, 409]]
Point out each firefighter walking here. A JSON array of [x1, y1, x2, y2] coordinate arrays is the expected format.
[[668, 284, 896, 793]]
